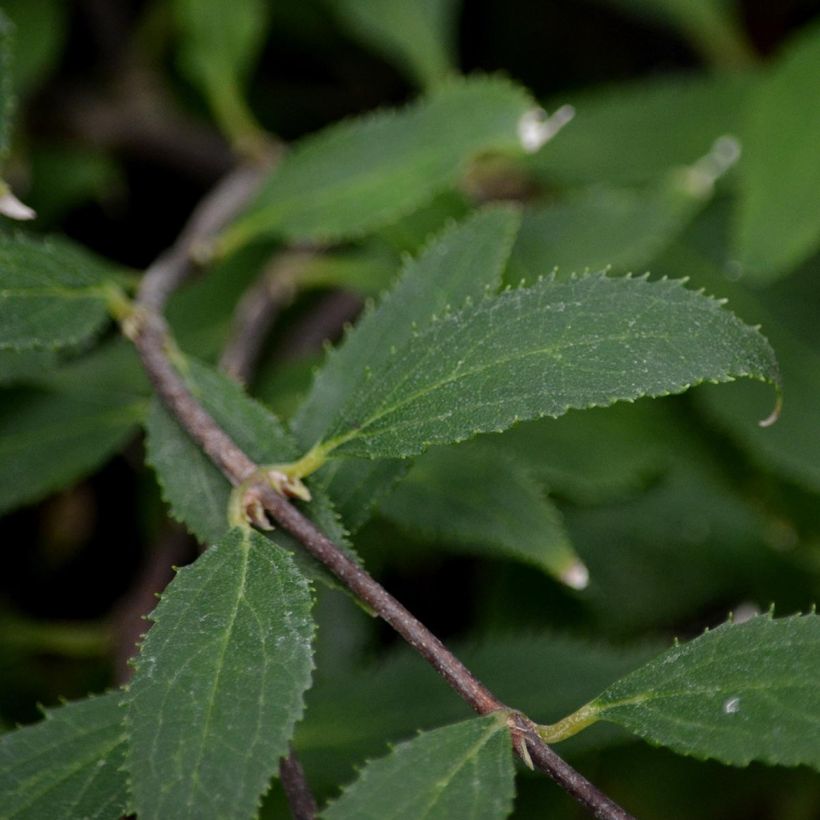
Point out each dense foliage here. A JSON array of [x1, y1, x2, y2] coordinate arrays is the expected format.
[[1, 1, 819, 817]]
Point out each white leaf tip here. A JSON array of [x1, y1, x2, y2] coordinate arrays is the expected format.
[[560, 559, 589, 590], [0, 191, 36, 221]]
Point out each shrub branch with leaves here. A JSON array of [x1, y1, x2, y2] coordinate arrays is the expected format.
[[1, 1, 819, 818]]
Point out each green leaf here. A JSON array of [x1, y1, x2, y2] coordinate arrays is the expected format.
[[734, 23, 820, 280], [126, 527, 315, 820], [218, 77, 536, 249], [1, 0, 67, 95], [316, 273, 779, 461], [329, 0, 460, 88], [0, 10, 13, 165], [540, 613, 820, 770], [322, 715, 514, 820], [146, 356, 346, 544], [173, 0, 269, 144], [0, 234, 119, 350], [0, 692, 128, 820], [528, 72, 752, 187], [0, 348, 56, 385], [295, 206, 521, 447], [508, 164, 727, 283], [380, 441, 585, 586], [0, 341, 148, 514]]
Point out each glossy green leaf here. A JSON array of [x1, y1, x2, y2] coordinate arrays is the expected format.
[[126, 527, 315, 820], [541, 613, 820, 769], [734, 23, 820, 280], [0, 692, 128, 820], [528, 72, 752, 187], [507, 165, 725, 283], [0, 342, 148, 514], [329, 0, 460, 88], [317, 273, 779, 461], [218, 77, 535, 249], [173, 0, 269, 143], [380, 441, 584, 586], [322, 715, 514, 820], [0, 234, 118, 350]]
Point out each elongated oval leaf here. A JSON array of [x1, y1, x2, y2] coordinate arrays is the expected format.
[[380, 441, 584, 586], [0, 692, 128, 820], [329, 0, 460, 88], [322, 715, 514, 820], [126, 527, 315, 820], [0, 234, 116, 350], [541, 613, 820, 769], [734, 23, 820, 280], [0, 10, 13, 165], [318, 273, 779, 460], [218, 77, 535, 249]]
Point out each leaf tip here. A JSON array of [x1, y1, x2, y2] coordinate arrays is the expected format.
[[559, 559, 589, 591], [758, 392, 782, 428]]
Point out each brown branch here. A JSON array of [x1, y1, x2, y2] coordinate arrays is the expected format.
[[130, 170, 634, 820], [219, 249, 315, 385], [278, 746, 318, 820]]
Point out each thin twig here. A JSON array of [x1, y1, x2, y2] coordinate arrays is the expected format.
[[279, 746, 318, 820], [219, 249, 315, 385], [130, 170, 634, 820]]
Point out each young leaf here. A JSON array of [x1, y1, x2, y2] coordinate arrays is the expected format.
[[173, 0, 269, 145], [0, 692, 129, 820], [379, 441, 585, 587], [0, 234, 119, 350], [528, 72, 752, 187], [317, 273, 779, 461], [217, 77, 535, 249], [540, 613, 820, 770], [734, 23, 820, 280], [126, 527, 315, 820], [0, 341, 148, 514], [322, 715, 515, 820], [329, 0, 460, 88]]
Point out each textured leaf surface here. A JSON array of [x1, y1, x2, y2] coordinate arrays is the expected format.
[[0, 234, 115, 350], [0, 342, 148, 514], [547, 614, 820, 769], [220, 77, 534, 247], [380, 441, 582, 584], [0, 692, 128, 820], [126, 528, 315, 820], [322, 716, 514, 820], [294, 206, 520, 531], [330, 0, 460, 88], [319, 273, 779, 460], [528, 72, 752, 187], [734, 23, 820, 280]]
